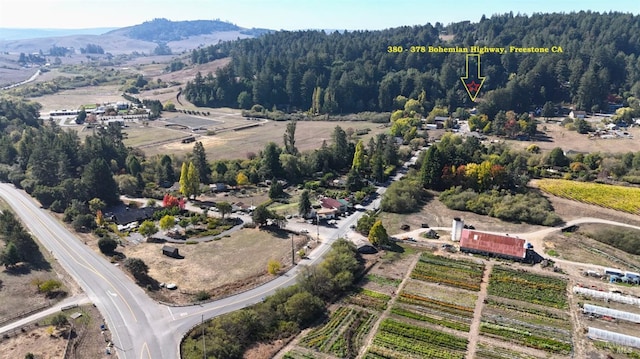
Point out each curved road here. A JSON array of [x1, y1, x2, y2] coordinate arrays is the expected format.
[[0, 183, 356, 358], [3, 161, 639, 358]]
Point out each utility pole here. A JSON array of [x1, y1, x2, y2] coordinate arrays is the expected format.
[[316, 213, 320, 243], [202, 314, 206, 359], [291, 232, 295, 265]]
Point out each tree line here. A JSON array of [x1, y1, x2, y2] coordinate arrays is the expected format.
[[183, 11, 640, 116], [181, 239, 364, 359]]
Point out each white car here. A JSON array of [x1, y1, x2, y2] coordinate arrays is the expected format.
[[300, 229, 309, 234]]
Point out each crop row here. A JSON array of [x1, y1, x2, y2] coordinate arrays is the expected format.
[[482, 313, 572, 344], [345, 288, 390, 312], [480, 322, 572, 355], [371, 319, 467, 359], [412, 254, 484, 291], [484, 298, 571, 330], [488, 267, 568, 309], [419, 252, 485, 272], [329, 310, 377, 358], [398, 292, 475, 318], [282, 350, 319, 359], [299, 306, 354, 351], [537, 179, 640, 214], [403, 279, 479, 309], [365, 274, 402, 287], [475, 343, 542, 359], [391, 305, 471, 332]]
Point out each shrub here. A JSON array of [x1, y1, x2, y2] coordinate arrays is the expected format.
[[267, 259, 282, 275], [98, 237, 118, 254], [194, 290, 211, 301]]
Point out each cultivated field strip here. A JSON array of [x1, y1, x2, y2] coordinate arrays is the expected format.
[[537, 179, 640, 214], [482, 266, 573, 355]]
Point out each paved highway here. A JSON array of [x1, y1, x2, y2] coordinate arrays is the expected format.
[[0, 146, 409, 358], [0, 183, 377, 358]]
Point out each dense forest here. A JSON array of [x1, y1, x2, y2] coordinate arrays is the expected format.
[[184, 11, 640, 117]]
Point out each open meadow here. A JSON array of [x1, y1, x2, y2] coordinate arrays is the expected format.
[[121, 227, 309, 304]]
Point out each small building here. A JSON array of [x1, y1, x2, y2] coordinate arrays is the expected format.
[[459, 229, 528, 261], [162, 245, 181, 259], [320, 197, 346, 213], [569, 110, 586, 119], [317, 207, 337, 220]]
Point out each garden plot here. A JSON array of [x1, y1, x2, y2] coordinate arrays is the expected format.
[[488, 267, 569, 309], [344, 288, 391, 312], [299, 306, 377, 358], [476, 342, 547, 359], [481, 267, 573, 356], [366, 318, 468, 359], [410, 252, 485, 291]]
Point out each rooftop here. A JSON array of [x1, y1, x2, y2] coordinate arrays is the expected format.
[[459, 229, 527, 259]]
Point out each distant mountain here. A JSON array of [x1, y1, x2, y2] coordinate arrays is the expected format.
[[0, 27, 117, 41], [0, 18, 273, 54], [107, 18, 272, 43]]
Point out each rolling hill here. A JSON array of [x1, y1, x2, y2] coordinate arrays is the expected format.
[[0, 18, 271, 55]]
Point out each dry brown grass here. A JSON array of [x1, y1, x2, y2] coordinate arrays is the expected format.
[[0, 326, 66, 359], [121, 228, 308, 296], [507, 121, 640, 154], [147, 119, 390, 161], [33, 85, 125, 114]]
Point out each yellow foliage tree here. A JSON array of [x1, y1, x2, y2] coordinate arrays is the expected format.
[[236, 172, 249, 186], [267, 259, 282, 275]]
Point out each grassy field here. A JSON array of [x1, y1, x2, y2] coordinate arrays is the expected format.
[[506, 120, 640, 154], [142, 117, 390, 161], [121, 227, 308, 302]]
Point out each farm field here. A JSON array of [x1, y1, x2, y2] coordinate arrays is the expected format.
[[488, 267, 568, 309], [410, 252, 485, 291], [537, 179, 640, 215], [482, 267, 572, 356], [298, 306, 377, 358]]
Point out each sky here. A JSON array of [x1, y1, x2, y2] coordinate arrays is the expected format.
[[0, 0, 639, 30]]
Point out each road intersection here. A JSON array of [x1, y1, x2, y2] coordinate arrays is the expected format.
[[2, 152, 640, 358]]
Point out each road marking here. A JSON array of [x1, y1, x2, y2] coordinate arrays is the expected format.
[[1, 187, 140, 324], [107, 290, 118, 297], [140, 342, 152, 359]]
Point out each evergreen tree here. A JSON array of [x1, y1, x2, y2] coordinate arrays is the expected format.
[[283, 121, 298, 156], [419, 146, 444, 190], [0, 242, 21, 268], [192, 142, 211, 184], [82, 158, 118, 204], [298, 190, 312, 218]]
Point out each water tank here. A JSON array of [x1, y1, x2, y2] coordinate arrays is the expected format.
[[451, 218, 464, 241]]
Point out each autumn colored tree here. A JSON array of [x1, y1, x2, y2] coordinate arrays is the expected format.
[[368, 220, 389, 247], [236, 172, 249, 186]]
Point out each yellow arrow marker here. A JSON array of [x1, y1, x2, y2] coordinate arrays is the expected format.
[[460, 54, 485, 102]]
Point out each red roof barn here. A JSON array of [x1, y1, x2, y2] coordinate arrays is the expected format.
[[459, 229, 528, 260]]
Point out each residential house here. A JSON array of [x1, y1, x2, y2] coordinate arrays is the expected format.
[[569, 110, 586, 119], [320, 197, 347, 214]]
